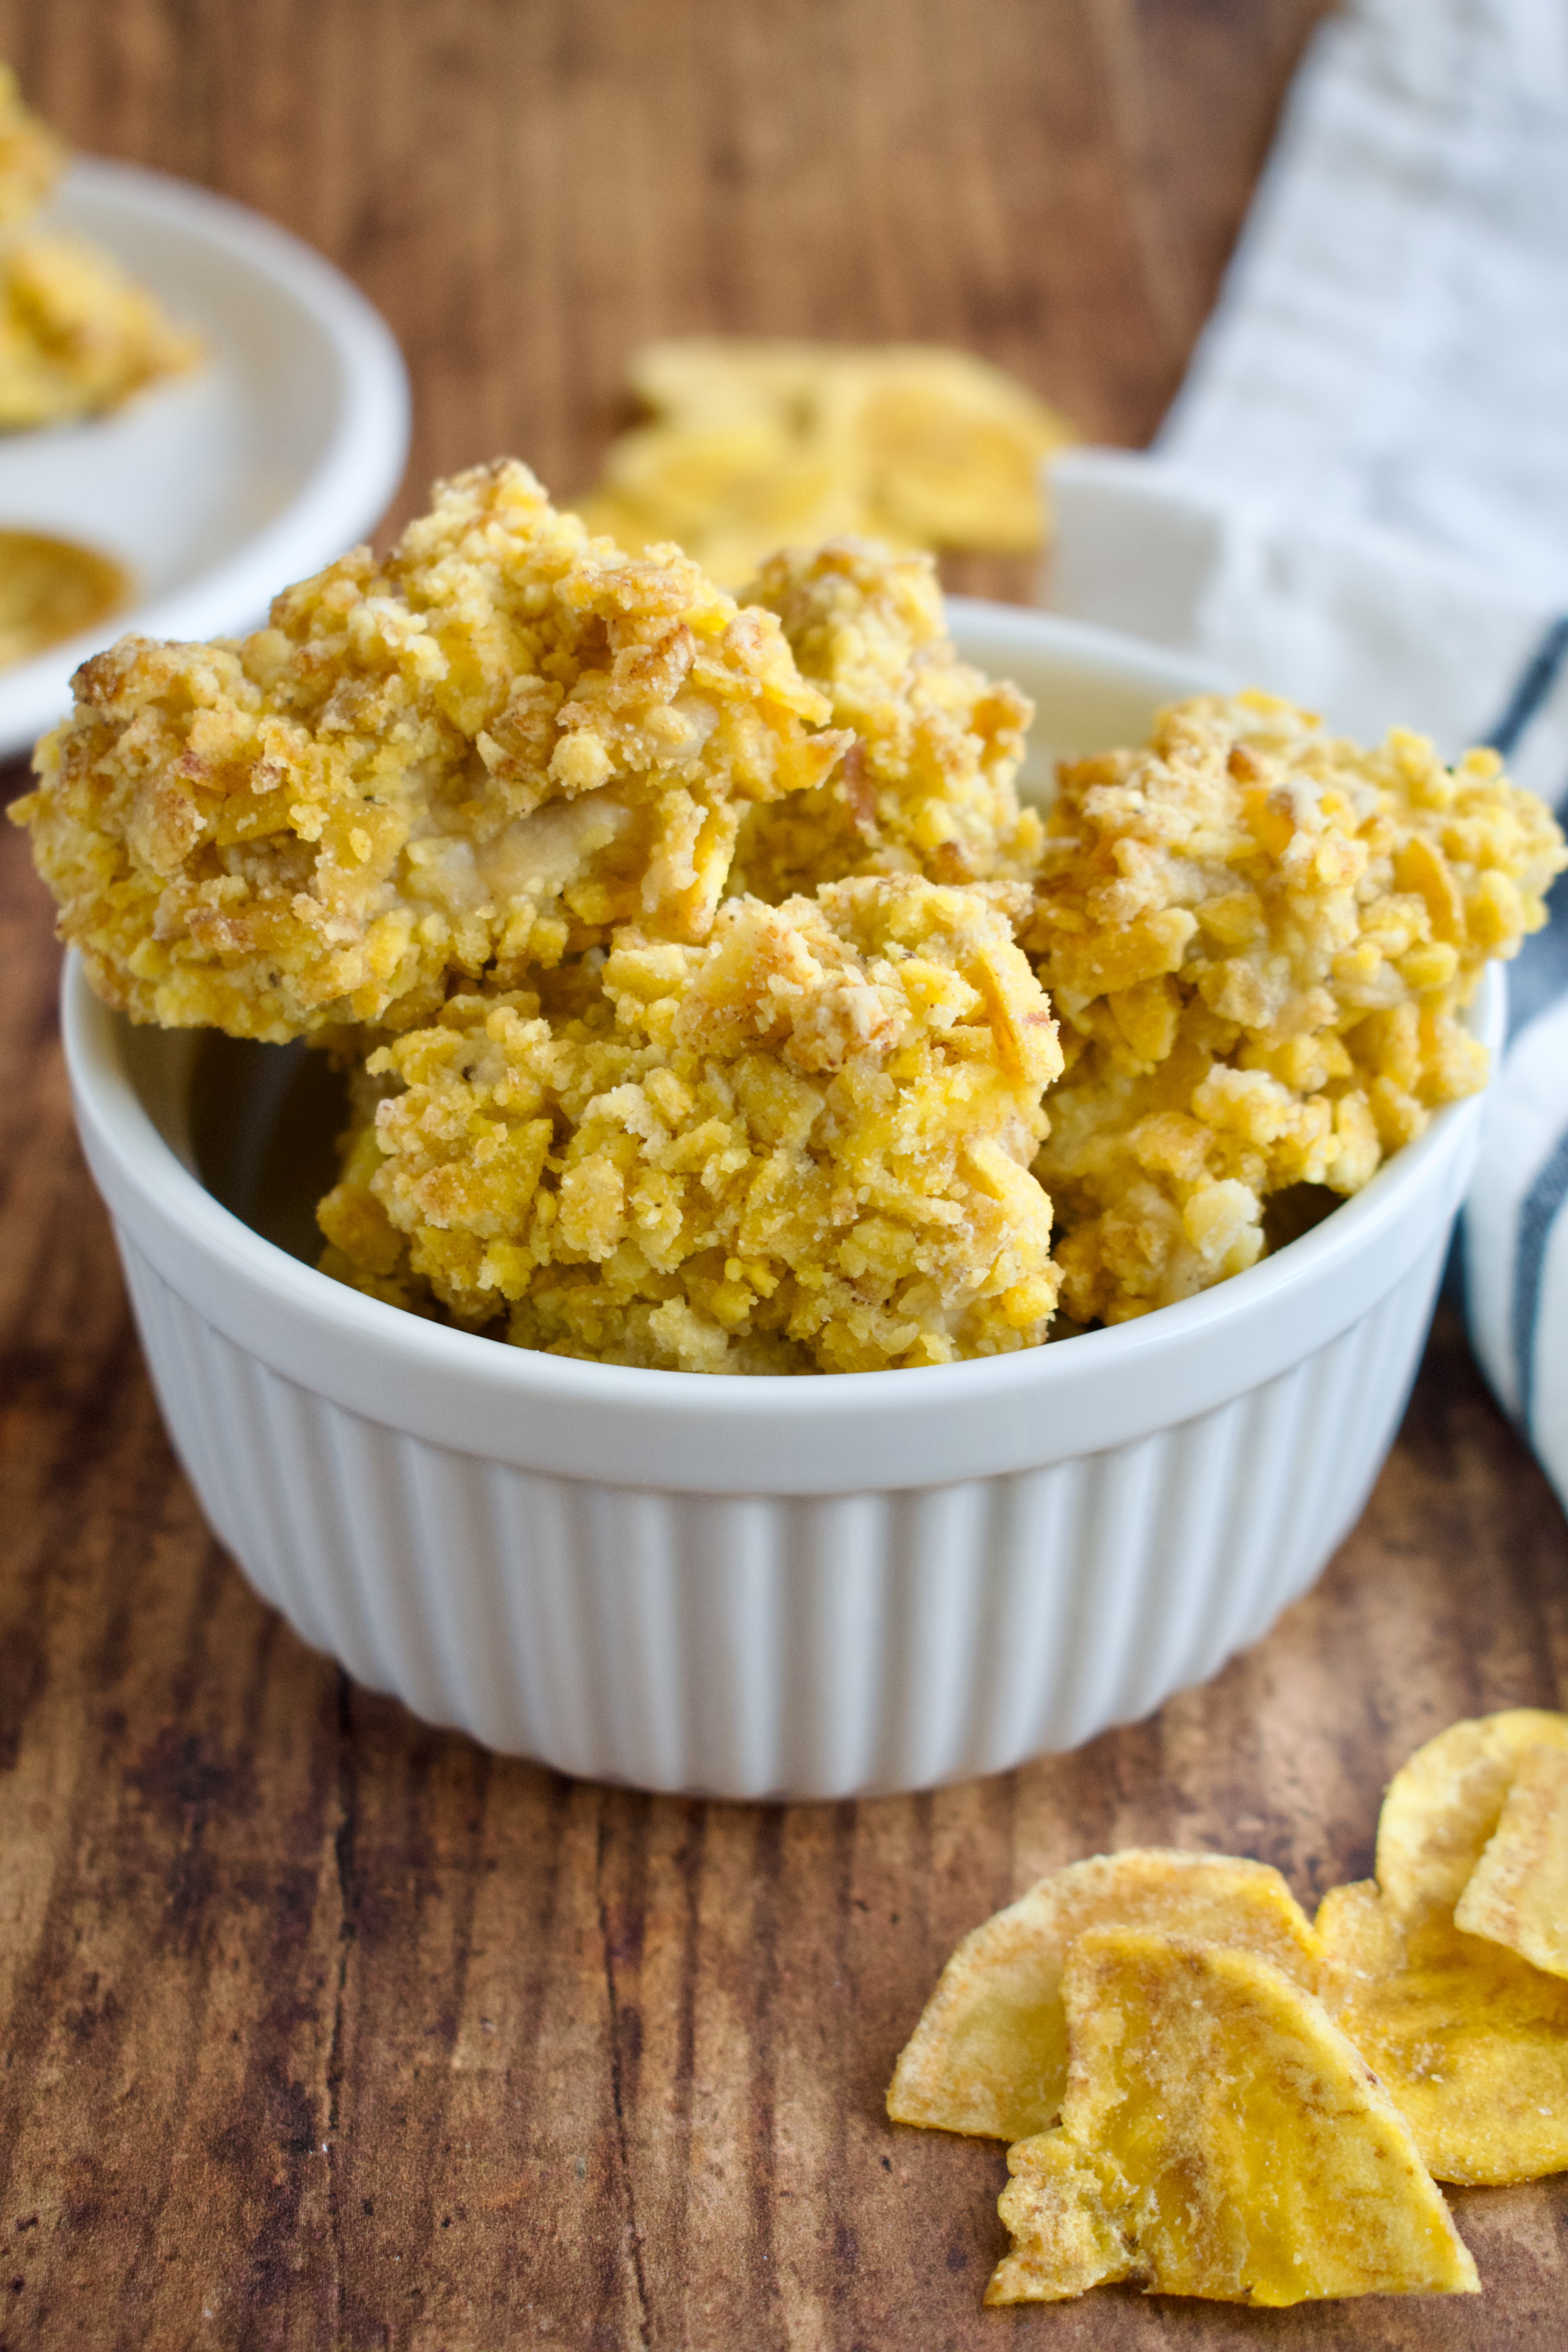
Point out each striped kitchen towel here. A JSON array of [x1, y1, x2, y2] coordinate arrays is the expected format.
[[1042, 0, 1568, 1505]]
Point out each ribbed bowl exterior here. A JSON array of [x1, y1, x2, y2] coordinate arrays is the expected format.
[[115, 1223, 1445, 1799]]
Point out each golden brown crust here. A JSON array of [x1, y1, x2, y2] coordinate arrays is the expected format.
[[316, 875, 1063, 1374], [728, 538, 1041, 900], [13, 462, 851, 1039], [1027, 693, 1566, 1323]]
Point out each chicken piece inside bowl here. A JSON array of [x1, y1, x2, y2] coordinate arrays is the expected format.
[[45, 546, 1535, 1793]]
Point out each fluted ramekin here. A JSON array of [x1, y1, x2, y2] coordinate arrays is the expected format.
[[60, 609, 1501, 1798]]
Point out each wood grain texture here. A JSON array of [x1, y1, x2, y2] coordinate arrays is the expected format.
[[5, 1, 1568, 2343]]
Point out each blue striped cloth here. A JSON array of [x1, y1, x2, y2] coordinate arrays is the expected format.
[[1043, 0, 1568, 1508]]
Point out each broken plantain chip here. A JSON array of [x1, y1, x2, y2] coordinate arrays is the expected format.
[[1375, 1708, 1568, 1918], [1318, 1875, 1568, 2185], [984, 1929, 1478, 2307], [1453, 1740, 1568, 1979], [571, 338, 1079, 587], [886, 1848, 1322, 2143]]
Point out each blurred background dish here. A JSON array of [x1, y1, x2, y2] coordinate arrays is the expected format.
[[0, 155, 409, 760]]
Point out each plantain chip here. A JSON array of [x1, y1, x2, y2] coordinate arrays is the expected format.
[[886, 1848, 1321, 2143], [1454, 1742, 1568, 1977], [571, 338, 1077, 586], [1376, 1709, 1568, 1917], [985, 1929, 1478, 2307], [1318, 1878, 1568, 2185]]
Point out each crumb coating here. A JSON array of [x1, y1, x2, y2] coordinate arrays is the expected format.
[[728, 538, 1041, 900], [0, 232, 201, 429], [1025, 693, 1566, 1323], [316, 876, 1063, 1374], [13, 462, 852, 1039]]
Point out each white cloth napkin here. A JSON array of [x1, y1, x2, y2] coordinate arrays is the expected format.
[[1044, 0, 1568, 1503]]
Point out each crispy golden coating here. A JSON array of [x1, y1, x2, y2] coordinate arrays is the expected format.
[[886, 1849, 1323, 2143], [985, 1929, 1477, 2307], [0, 64, 65, 227], [13, 463, 851, 1040], [0, 230, 201, 429], [317, 877, 1062, 1374], [1025, 693, 1566, 1323], [728, 539, 1042, 901]]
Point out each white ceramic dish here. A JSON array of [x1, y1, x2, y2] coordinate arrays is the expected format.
[[0, 157, 410, 759], [59, 608, 1500, 1800]]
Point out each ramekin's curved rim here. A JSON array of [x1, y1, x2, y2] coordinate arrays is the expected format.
[[56, 600, 1502, 1494]]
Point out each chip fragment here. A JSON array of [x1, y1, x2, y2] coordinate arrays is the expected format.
[[984, 1929, 1478, 2307], [572, 338, 1078, 587], [1318, 1878, 1568, 2186], [886, 1848, 1322, 2142], [1376, 1709, 1568, 1918], [1454, 1742, 1568, 1976]]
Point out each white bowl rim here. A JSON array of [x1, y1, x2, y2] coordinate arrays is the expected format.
[[0, 156, 411, 755], [58, 602, 1501, 1492]]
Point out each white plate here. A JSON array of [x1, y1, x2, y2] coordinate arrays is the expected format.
[[0, 157, 411, 760]]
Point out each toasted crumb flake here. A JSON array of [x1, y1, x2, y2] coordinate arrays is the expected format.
[[13, 463, 851, 1039], [729, 538, 1041, 901], [316, 876, 1062, 1374], [1025, 693, 1566, 1324]]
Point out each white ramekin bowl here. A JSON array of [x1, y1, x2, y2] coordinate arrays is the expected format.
[[60, 609, 1501, 1800]]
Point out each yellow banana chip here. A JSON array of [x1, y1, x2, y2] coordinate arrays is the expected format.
[[1318, 1878, 1568, 2184], [886, 1848, 1321, 2142], [985, 1929, 1477, 2307], [572, 338, 1078, 586], [1454, 1741, 1568, 1975], [1376, 1709, 1568, 1916]]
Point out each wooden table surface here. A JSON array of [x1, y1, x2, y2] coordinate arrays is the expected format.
[[4, 3, 1568, 2345]]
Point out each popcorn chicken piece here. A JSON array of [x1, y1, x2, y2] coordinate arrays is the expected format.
[[0, 230, 201, 429], [1376, 1708, 1568, 1918], [317, 875, 1063, 1373], [0, 63, 65, 226], [886, 1849, 1322, 2142], [985, 1929, 1477, 2307], [1454, 1742, 1568, 1977], [13, 462, 851, 1040], [729, 539, 1042, 900], [573, 337, 1078, 585], [1026, 694, 1566, 1323], [1318, 1880, 1568, 2185]]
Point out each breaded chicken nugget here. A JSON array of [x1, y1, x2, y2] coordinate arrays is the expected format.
[[1025, 694, 1565, 1323], [13, 461, 851, 1039], [317, 875, 1062, 1373]]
